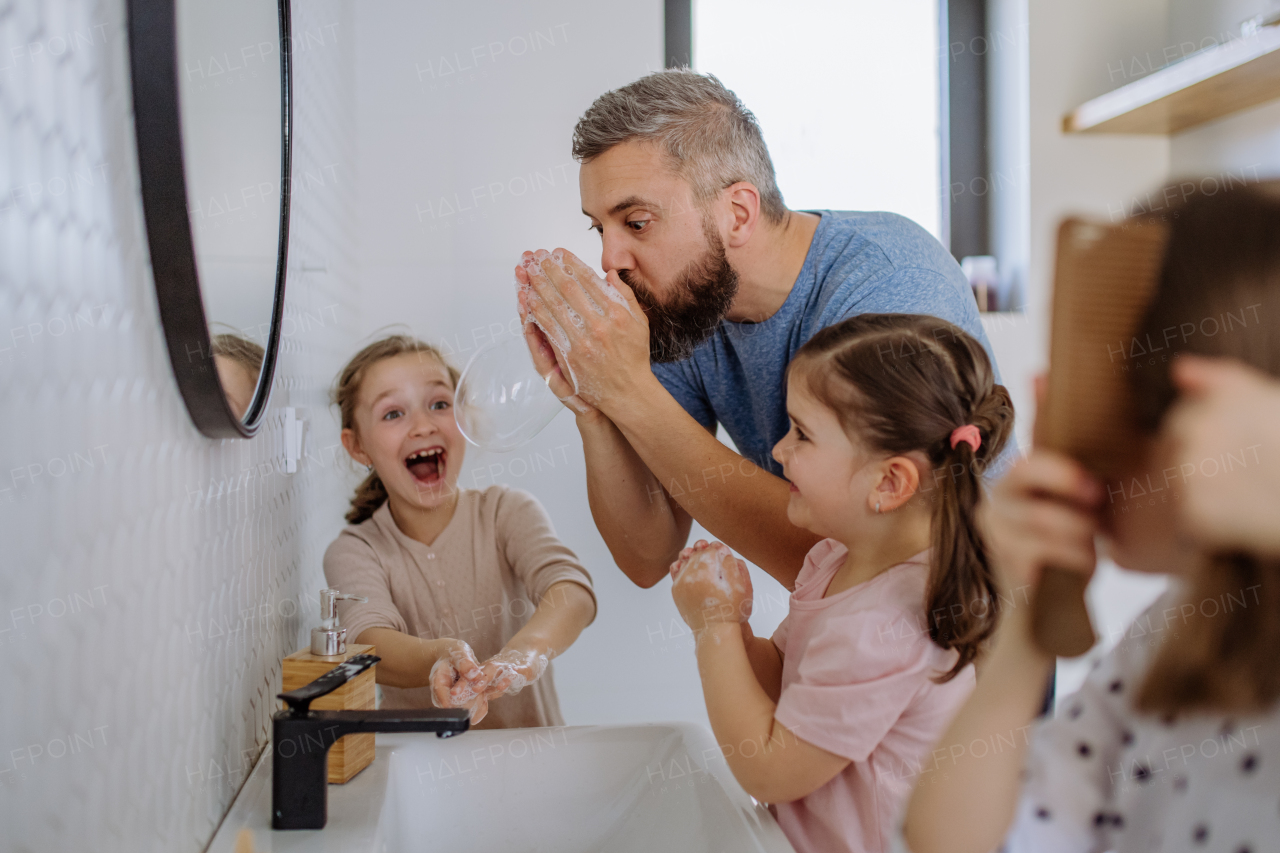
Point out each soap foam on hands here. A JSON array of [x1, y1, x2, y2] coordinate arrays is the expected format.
[[514, 247, 637, 411], [518, 248, 631, 320]]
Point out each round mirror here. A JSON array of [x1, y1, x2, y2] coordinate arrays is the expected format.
[[128, 0, 291, 437]]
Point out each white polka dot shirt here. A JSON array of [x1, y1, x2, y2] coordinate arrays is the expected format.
[[1007, 588, 1279, 853], [894, 588, 1280, 853]]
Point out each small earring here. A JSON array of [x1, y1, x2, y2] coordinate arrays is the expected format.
[[366, 464, 373, 473], [875, 501, 881, 514]]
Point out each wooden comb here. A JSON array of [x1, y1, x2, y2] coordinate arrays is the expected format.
[[1032, 216, 1171, 657]]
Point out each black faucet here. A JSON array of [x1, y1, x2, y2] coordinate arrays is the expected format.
[[272, 654, 469, 829]]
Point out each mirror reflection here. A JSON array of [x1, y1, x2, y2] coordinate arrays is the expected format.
[[176, 0, 286, 420]]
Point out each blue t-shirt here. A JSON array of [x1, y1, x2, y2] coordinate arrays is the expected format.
[[653, 210, 1002, 475]]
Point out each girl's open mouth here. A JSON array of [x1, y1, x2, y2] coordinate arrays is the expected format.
[[405, 447, 446, 485]]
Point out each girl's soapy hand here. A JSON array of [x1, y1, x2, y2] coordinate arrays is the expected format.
[[428, 639, 490, 723], [514, 247, 650, 416], [977, 450, 1103, 629], [475, 646, 550, 700], [670, 540, 754, 634]]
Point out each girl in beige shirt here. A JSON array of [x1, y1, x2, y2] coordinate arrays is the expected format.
[[323, 335, 596, 728]]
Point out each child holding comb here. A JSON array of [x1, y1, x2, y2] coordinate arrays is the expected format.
[[903, 182, 1280, 853]]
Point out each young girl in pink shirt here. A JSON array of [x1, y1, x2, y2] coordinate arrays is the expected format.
[[669, 313, 1015, 853]]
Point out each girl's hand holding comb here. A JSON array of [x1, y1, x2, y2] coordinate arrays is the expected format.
[[977, 450, 1104, 646]]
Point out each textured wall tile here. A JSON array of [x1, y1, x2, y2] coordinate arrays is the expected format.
[[0, 1, 361, 850]]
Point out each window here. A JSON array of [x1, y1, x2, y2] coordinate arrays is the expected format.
[[693, 0, 942, 240]]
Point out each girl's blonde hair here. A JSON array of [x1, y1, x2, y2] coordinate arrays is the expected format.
[[210, 331, 265, 376], [791, 314, 1015, 681], [332, 335, 459, 525]]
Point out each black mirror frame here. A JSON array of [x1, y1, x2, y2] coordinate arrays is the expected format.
[[126, 0, 293, 438]]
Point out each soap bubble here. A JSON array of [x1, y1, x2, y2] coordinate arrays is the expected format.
[[454, 334, 564, 452]]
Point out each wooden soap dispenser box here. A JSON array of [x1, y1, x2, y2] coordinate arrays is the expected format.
[[281, 588, 377, 784]]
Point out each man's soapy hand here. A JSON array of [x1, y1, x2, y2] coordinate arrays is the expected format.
[[475, 647, 550, 701], [429, 639, 490, 723], [516, 277, 595, 418], [514, 248, 651, 417], [670, 539, 754, 634]]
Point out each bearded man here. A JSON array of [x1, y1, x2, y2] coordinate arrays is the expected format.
[[515, 69, 1001, 591]]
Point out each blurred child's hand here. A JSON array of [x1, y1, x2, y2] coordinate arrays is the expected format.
[[978, 450, 1102, 624], [475, 647, 550, 700], [1163, 355, 1280, 556], [670, 540, 754, 633], [429, 639, 490, 723]]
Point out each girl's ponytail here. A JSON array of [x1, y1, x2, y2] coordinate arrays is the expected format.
[[927, 384, 1014, 679], [346, 471, 390, 525], [793, 314, 1015, 680]]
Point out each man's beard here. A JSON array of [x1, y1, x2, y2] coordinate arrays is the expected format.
[[620, 220, 740, 364]]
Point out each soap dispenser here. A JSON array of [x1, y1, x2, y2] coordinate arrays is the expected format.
[[281, 588, 378, 783], [311, 587, 366, 655]]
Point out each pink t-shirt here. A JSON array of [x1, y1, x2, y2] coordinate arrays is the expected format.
[[771, 539, 976, 853]]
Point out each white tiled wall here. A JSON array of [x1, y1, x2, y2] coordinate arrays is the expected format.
[[0, 1, 362, 850]]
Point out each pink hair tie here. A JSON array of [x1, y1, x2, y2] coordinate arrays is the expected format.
[[950, 424, 982, 453]]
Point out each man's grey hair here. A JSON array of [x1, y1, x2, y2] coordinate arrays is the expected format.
[[572, 69, 787, 224]]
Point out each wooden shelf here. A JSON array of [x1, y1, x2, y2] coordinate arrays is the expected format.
[[1064, 27, 1280, 134]]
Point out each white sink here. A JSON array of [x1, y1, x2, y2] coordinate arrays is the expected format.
[[208, 723, 795, 853]]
